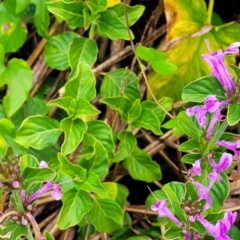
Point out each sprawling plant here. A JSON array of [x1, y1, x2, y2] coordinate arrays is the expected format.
[[0, 0, 239, 239]]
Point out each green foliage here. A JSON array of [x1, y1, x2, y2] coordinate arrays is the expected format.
[[44, 32, 79, 71], [15, 116, 62, 150], [136, 46, 177, 75], [0, 0, 239, 239], [0, 58, 33, 117]]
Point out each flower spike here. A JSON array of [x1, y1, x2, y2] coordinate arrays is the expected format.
[[201, 40, 240, 95]]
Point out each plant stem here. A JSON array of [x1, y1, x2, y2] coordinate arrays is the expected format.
[[89, 23, 96, 39], [122, 0, 173, 119], [207, 0, 214, 25], [203, 118, 228, 156]]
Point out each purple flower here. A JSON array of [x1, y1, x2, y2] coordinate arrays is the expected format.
[[190, 159, 202, 176], [196, 211, 237, 239], [151, 200, 182, 226], [217, 140, 240, 160], [202, 40, 240, 95], [186, 96, 229, 139], [28, 181, 62, 203], [191, 180, 212, 210]]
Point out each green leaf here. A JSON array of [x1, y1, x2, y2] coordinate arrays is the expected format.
[[58, 189, 92, 229], [164, 225, 183, 240], [75, 172, 107, 197], [228, 225, 240, 239], [20, 154, 39, 172], [58, 153, 86, 182], [1, 59, 33, 117], [100, 68, 141, 101], [0, 221, 28, 239], [0, 3, 27, 53], [182, 76, 226, 103], [83, 8, 99, 30], [209, 172, 230, 212], [229, 64, 240, 83], [162, 182, 186, 222], [79, 142, 108, 178], [46, 0, 85, 28], [0, 119, 26, 157], [113, 130, 137, 162], [4, 0, 31, 13], [75, 98, 100, 118], [127, 99, 142, 122], [178, 139, 200, 152], [109, 3, 145, 26], [177, 111, 202, 139], [44, 32, 79, 70], [127, 237, 149, 240], [15, 116, 62, 150], [227, 103, 240, 126], [123, 147, 161, 182], [96, 10, 131, 40], [60, 117, 87, 155], [0, 44, 5, 75], [31, 0, 50, 38], [136, 46, 177, 75], [162, 118, 186, 135], [69, 38, 98, 74], [21, 167, 56, 188], [181, 153, 202, 164], [65, 62, 96, 101], [26, 97, 50, 116], [116, 184, 129, 208], [86, 0, 107, 13], [47, 96, 75, 116], [141, 98, 173, 123], [148, 0, 240, 101], [89, 198, 124, 232], [83, 120, 115, 158], [100, 96, 132, 121], [131, 105, 161, 135], [44, 231, 55, 240]]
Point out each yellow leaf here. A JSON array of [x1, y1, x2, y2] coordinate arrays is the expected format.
[[147, 0, 240, 101], [107, 0, 121, 7]]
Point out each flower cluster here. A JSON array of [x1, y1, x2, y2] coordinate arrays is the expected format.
[[186, 95, 230, 139], [202, 40, 240, 97], [150, 41, 239, 239]]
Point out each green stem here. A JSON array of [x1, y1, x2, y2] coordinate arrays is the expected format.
[[203, 118, 228, 157], [206, 0, 214, 24], [89, 23, 96, 39]]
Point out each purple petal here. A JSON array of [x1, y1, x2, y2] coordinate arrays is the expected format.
[[21, 217, 28, 225], [225, 42, 240, 54], [201, 40, 237, 94], [39, 161, 48, 169], [151, 200, 182, 226], [13, 181, 20, 188], [51, 184, 62, 201], [204, 95, 219, 113], [190, 159, 202, 176], [192, 180, 212, 209], [28, 181, 54, 203], [195, 108, 207, 128], [210, 153, 232, 172], [186, 106, 200, 116], [183, 230, 191, 240]]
